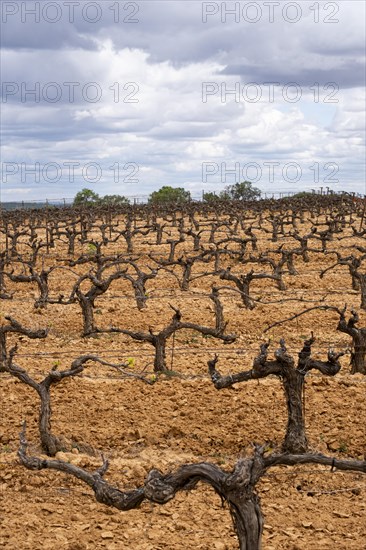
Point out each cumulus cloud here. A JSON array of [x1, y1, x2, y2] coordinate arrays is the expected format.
[[0, 0, 365, 200]]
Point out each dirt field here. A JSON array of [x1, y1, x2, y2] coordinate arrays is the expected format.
[[1, 208, 365, 549]]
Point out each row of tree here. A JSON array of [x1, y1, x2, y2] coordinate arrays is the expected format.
[[73, 181, 262, 206]]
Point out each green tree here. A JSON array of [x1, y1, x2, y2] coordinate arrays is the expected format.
[[202, 191, 221, 203], [292, 191, 313, 199], [223, 181, 261, 201], [148, 186, 191, 204], [218, 190, 231, 200], [98, 194, 130, 206], [73, 188, 99, 206]]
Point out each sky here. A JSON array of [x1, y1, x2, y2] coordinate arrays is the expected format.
[[0, 0, 365, 201]]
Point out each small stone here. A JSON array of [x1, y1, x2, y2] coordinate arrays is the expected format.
[[101, 531, 114, 539], [302, 521, 313, 528], [41, 504, 56, 513], [55, 451, 69, 462], [333, 511, 350, 518], [327, 440, 339, 452]]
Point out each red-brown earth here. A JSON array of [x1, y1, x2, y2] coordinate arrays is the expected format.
[[1, 211, 365, 549]]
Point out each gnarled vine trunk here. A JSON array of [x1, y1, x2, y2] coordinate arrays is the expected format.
[[281, 370, 307, 453]]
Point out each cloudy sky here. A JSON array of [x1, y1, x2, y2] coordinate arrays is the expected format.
[[1, 0, 365, 201]]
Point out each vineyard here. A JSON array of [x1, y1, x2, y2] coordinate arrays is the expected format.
[[1, 194, 365, 549]]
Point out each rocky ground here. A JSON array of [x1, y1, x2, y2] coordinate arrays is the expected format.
[[1, 214, 365, 549]]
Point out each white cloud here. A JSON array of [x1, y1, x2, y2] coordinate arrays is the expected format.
[[1, 1, 365, 200]]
